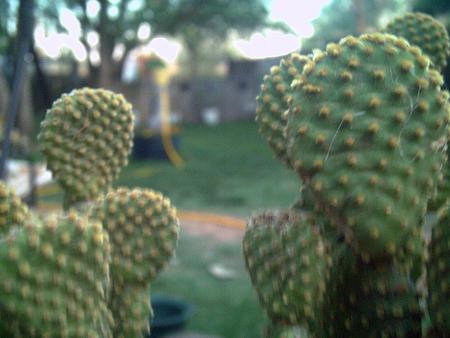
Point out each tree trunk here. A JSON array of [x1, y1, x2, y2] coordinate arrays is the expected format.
[[187, 43, 201, 122], [353, 0, 366, 34], [98, 0, 115, 89], [0, 70, 10, 117], [17, 58, 33, 139]]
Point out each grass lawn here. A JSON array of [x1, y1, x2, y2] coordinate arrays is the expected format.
[[38, 120, 299, 337], [115, 121, 300, 217], [152, 233, 266, 338]]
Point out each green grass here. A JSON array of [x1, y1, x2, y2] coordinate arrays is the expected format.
[[152, 232, 266, 338], [116, 121, 299, 217]]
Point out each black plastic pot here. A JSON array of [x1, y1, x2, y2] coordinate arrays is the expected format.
[[148, 295, 194, 338], [133, 133, 181, 161]]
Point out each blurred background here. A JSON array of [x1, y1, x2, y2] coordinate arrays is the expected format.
[[0, 0, 448, 337]]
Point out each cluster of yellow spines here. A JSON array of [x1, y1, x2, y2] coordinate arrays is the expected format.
[[0, 182, 29, 236]]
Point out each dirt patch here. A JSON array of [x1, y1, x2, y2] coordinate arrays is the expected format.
[[181, 220, 244, 243]]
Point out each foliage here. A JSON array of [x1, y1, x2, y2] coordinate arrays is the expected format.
[[301, 0, 405, 52], [40, 0, 276, 87]]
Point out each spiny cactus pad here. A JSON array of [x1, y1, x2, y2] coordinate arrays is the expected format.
[[90, 187, 180, 285], [243, 210, 330, 332], [0, 181, 29, 236], [286, 33, 449, 259], [109, 285, 152, 338], [256, 54, 310, 167], [385, 12, 450, 71], [322, 248, 422, 338], [427, 207, 450, 333], [0, 212, 113, 338], [38, 88, 134, 207], [263, 324, 309, 338]]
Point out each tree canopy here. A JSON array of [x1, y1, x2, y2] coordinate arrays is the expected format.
[[301, 0, 404, 52], [40, 0, 275, 87]]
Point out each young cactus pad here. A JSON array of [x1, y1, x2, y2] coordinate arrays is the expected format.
[[427, 207, 450, 333], [256, 54, 310, 167], [0, 181, 29, 236], [38, 88, 134, 207], [285, 33, 449, 259], [243, 210, 330, 334], [385, 12, 450, 71], [0, 212, 113, 338], [89, 187, 180, 285]]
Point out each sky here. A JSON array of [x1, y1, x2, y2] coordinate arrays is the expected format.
[[35, 0, 332, 63]]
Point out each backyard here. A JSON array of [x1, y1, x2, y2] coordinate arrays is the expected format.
[[38, 120, 299, 337]]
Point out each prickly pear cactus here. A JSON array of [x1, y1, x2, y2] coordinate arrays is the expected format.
[[0, 181, 29, 235], [0, 211, 113, 338], [109, 285, 152, 338], [322, 248, 422, 338], [38, 88, 134, 208], [89, 187, 180, 285], [385, 12, 450, 71], [256, 54, 310, 167], [263, 324, 309, 338], [427, 207, 450, 334], [243, 210, 330, 335], [286, 33, 449, 259]]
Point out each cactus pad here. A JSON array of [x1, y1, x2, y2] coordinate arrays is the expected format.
[[38, 88, 134, 207], [109, 285, 152, 338], [243, 210, 330, 332], [286, 33, 449, 259], [385, 12, 450, 71], [427, 207, 450, 333], [90, 187, 180, 285], [0, 212, 113, 338], [0, 181, 29, 236], [322, 248, 422, 338], [256, 54, 309, 167]]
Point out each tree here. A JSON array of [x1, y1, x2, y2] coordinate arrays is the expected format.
[[148, 0, 278, 120], [42, 0, 276, 90], [301, 0, 405, 52]]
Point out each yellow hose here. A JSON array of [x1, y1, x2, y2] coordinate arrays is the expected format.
[[160, 84, 185, 168], [155, 69, 185, 168]]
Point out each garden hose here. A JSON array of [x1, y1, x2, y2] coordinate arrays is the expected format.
[[156, 70, 185, 168]]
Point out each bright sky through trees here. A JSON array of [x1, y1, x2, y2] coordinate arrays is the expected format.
[[34, 0, 331, 62]]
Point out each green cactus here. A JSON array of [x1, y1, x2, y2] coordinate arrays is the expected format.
[[286, 33, 449, 260], [427, 207, 450, 335], [0, 211, 113, 338], [89, 187, 179, 338], [89, 187, 180, 286], [385, 12, 450, 71], [0, 181, 30, 236], [256, 54, 310, 167], [38, 88, 134, 208], [243, 210, 330, 336], [0, 86, 181, 337], [250, 22, 450, 336], [109, 285, 152, 338], [322, 247, 423, 338], [263, 324, 310, 338]]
